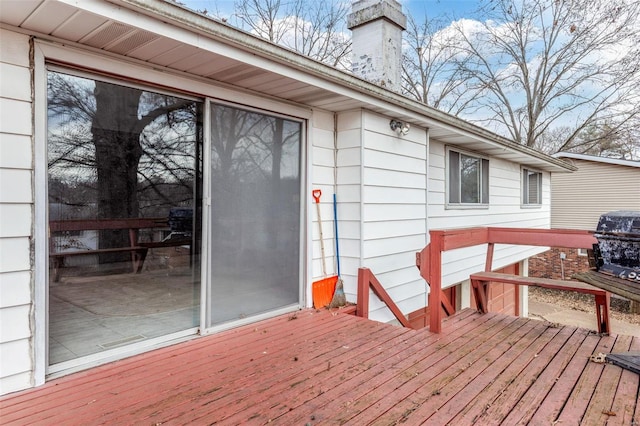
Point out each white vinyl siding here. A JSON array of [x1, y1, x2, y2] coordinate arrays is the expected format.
[[311, 110, 338, 285], [429, 140, 551, 288], [360, 111, 428, 323], [552, 159, 640, 230], [0, 29, 34, 396], [335, 110, 363, 303], [335, 110, 430, 323]]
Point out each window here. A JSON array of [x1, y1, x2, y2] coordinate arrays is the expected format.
[[522, 168, 542, 205], [448, 149, 489, 205]]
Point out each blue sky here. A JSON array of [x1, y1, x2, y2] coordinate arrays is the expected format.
[[401, 0, 481, 19], [178, 0, 482, 21]]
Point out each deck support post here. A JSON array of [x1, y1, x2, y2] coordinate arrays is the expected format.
[[594, 292, 611, 334]]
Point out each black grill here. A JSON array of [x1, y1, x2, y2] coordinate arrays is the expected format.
[[592, 211, 640, 282], [168, 207, 193, 233]]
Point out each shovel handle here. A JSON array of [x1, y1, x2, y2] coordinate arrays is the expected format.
[[313, 189, 327, 276], [312, 189, 322, 203]]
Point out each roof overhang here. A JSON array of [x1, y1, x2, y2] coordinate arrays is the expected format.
[[554, 152, 640, 169], [0, 0, 575, 173]]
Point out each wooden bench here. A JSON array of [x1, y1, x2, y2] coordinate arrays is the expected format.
[[49, 217, 190, 282], [470, 271, 611, 334]]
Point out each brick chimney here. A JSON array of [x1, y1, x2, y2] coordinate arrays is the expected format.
[[347, 0, 407, 92]]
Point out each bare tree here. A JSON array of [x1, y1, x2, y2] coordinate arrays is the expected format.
[[542, 119, 640, 159], [48, 72, 199, 256], [402, 14, 482, 115], [184, 0, 640, 158], [229, 0, 351, 69], [447, 0, 640, 153]]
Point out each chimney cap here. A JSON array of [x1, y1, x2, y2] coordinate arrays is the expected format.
[[347, 0, 407, 31]]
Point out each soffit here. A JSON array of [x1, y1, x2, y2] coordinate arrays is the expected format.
[[0, 0, 574, 173]]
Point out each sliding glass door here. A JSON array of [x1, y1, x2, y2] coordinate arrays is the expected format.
[[47, 70, 202, 366], [207, 103, 302, 326], [46, 68, 303, 367]]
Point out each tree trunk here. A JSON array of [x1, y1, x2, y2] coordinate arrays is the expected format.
[[91, 82, 143, 267]]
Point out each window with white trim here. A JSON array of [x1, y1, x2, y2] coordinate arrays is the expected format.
[[447, 148, 489, 206], [522, 168, 542, 205]]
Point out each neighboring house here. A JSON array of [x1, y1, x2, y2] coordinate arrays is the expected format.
[[528, 152, 640, 281], [0, 0, 573, 395]]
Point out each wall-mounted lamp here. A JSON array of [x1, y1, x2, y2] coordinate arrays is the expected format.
[[390, 119, 411, 136]]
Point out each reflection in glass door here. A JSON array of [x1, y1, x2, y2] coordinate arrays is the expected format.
[[47, 70, 202, 366], [208, 103, 302, 326]]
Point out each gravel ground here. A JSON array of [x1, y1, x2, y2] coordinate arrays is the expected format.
[[529, 286, 640, 325]]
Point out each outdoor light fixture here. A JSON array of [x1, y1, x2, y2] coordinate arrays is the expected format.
[[390, 119, 411, 136]]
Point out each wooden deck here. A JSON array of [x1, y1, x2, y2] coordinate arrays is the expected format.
[[1, 309, 639, 425]]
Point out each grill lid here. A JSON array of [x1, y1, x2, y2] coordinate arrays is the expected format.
[[592, 211, 640, 281], [595, 210, 640, 237]]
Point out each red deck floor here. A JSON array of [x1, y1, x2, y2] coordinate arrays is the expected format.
[[1, 308, 638, 425]]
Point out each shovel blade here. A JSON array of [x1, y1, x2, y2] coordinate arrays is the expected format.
[[312, 276, 338, 308]]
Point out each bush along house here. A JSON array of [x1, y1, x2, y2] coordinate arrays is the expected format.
[[0, 0, 575, 395]]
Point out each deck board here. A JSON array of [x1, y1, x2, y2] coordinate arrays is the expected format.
[[486, 325, 585, 425], [432, 320, 563, 424], [105, 314, 385, 424], [528, 330, 603, 424], [583, 334, 633, 425], [1, 308, 638, 425], [554, 333, 616, 424], [339, 314, 511, 425], [371, 317, 541, 425], [608, 335, 640, 426]]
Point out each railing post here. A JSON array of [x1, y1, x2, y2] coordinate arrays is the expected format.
[[485, 242, 494, 272], [356, 267, 370, 318], [428, 231, 443, 333]]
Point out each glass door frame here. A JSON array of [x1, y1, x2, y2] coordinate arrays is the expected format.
[[199, 98, 307, 335], [43, 64, 204, 376], [33, 41, 313, 384]]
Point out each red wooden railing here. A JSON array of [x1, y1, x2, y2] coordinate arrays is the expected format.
[[416, 227, 597, 333], [356, 267, 412, 328]]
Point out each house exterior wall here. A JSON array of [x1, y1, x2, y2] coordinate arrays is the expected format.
[[310, 109, 338, 283], [0, 29, 34, 395], [551, 158, 640, 230], [0, 17, 561, 394], [428, 140, 550, 294], [335, 111, 550, 322], [336, 110, 363, 301], [360, 111, 428, 323]]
